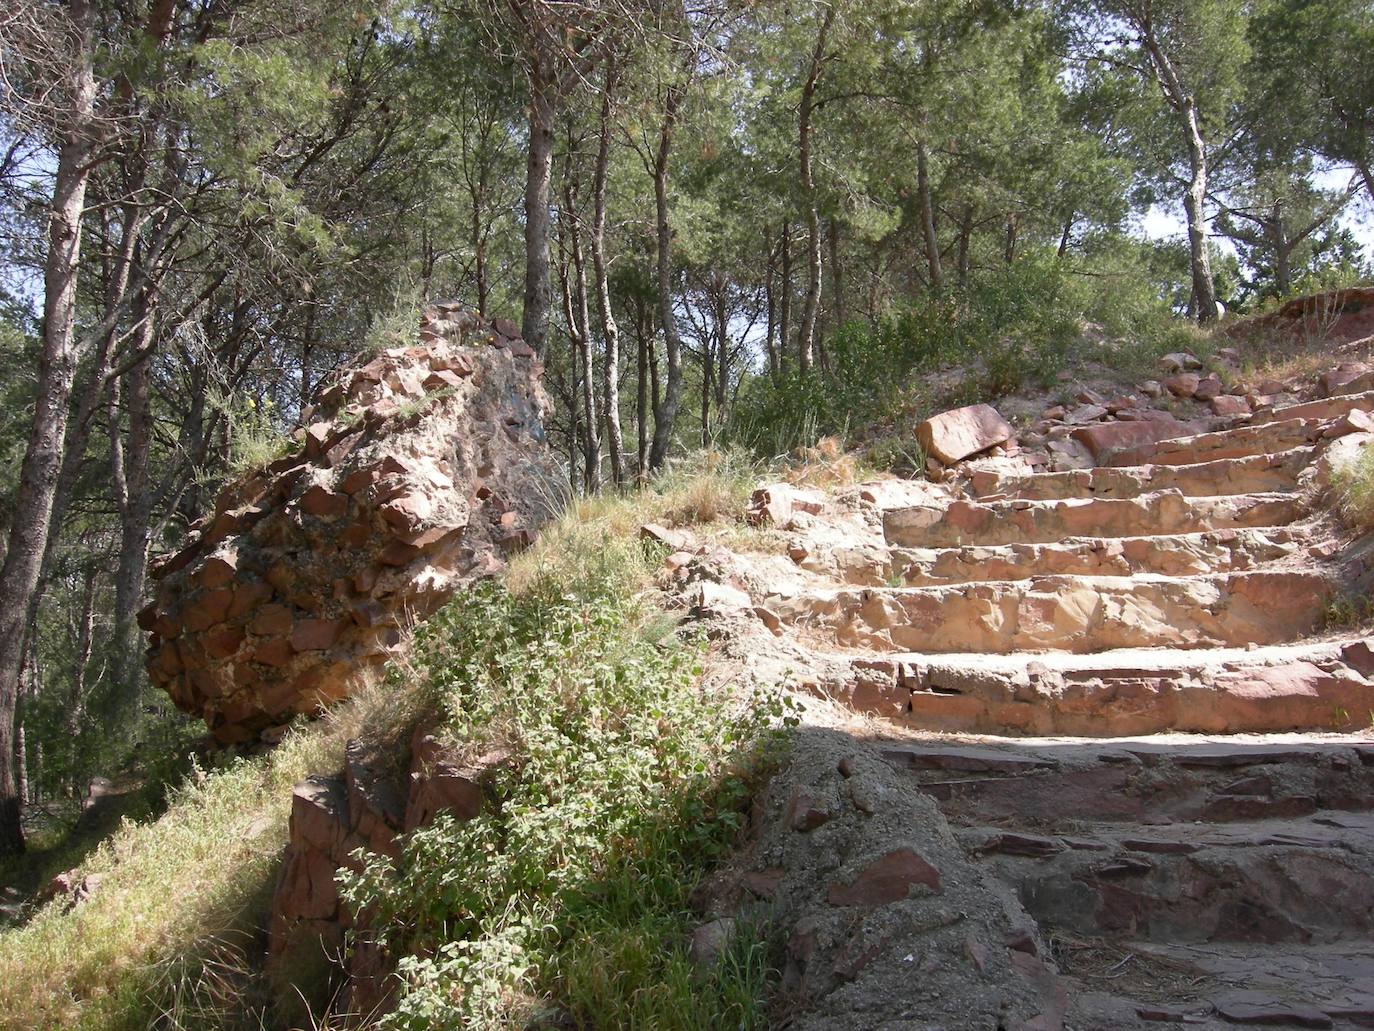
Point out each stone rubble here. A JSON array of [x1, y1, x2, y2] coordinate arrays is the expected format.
[[139, 303, 562, 745]]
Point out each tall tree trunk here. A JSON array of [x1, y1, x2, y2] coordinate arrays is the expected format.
[[111, 305, 155, 704], [1004, 213, 1018, 265], [797, 9, 833, 374], [522, 60, 556, 356], [763, 235, 780, 380], [779, 222, 792, 371], [591, 59, 624, 485], [648, 83, 685, 472], [1181, 113, 1218, 323], [0, 0, 97, 857], [635, 294, 649, 481], [562, 176, 600, 492], [712, 276, 729, 421], [68, 564, 99, 737], [1136, 28, 1218, 324], [916, 139, 943, 291], [828, 218, 845, 331]]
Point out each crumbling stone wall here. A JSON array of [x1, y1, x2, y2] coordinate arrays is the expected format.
[[139, 304, 562, 745]]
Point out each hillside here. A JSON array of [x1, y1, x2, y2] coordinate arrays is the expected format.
[[3, 292, 1374, 1028]]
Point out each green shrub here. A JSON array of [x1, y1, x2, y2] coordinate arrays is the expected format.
[[338, 572, 786, 1029], [729, 250, 1084, 457]]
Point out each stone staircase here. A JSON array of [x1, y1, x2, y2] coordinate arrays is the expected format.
[[702, 378, 1374, 1028], [762, 395, 1374, 741], [882, 737, 1374, 1028]]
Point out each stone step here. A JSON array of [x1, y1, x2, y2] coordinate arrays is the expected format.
[[822, 639, 1374, 735], [774, 570, 1335, 656], [966, 447, 1313, 502], [1068, 942, 1374, 1030], [1107, 418, 1325, 467], [890, 527, 1309, 587], [1253, 388, 1374, 426], [882, 489, 1306, 550], [883, 738, 1374, 823], [968, 813, 1374, 947]]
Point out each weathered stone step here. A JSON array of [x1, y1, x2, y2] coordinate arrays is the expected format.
[[1107, 418, 1325, 467], [823, 639, 1374, 735], [890, 527, 1307, 586], [967, 447, 1313, 502], [883, 489, 1305, 549], [1253, 388, 1374, 426], [1068, 942, 1374, 1030], [884, 738, 1374, 823], [971, 814, 1374, 947], [777, 569, 1332, 654]]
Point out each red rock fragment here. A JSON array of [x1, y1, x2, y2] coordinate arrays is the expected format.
[[917, 404, 1013, 464], [827, 848, 941, 906]]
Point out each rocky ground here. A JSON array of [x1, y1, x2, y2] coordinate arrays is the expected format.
[[662, 312, 1374, 1029]]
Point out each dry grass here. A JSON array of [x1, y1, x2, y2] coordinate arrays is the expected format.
[[0, 677, 424, 1031], [507, 450, 761, 596], [0, 452, 783, 1031], [1333, 440, 1374, 534]]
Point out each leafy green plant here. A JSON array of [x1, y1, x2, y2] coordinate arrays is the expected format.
[[338, 569, 786, 1030]]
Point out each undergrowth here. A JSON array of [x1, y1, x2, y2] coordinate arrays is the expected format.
[[0, 454, 786, 1030], [339, 533, 788, 1029], [728, 248, 1214, 458], [1333, 441, 1374, 534]]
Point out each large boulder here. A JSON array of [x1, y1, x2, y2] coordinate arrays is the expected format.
[[140, 303, 562, 744], [917, 403, 1013, 465]]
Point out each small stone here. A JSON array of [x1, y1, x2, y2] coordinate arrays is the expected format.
[[291, 618, 344, 652], [1194, 373, 1223, 401], [1159, 352, 1202, 373], [1165, 372, 1201, 398], [1210, 394, 1250, 417]]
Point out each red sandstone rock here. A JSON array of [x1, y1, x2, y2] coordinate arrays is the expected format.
[[1210, 394, 1250, 417], [1191, 373, 1221, 400], [917, 404, 1013, 465], [827, 848, 941, 906], [143, 305, 561, 744], [1165, 372, 1200, 398], [1069, 418, 1195, 460]]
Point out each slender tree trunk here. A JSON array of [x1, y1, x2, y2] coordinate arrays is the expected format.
[[828, 218, 845, 331], [700, 339, 711, 447], [916, 139, 943, 291], [764, 236, 780, 380], [779, 223, 792, 371], [111, 309, 155, 704], [1137, 28, 1218, 325], [591, 59, 624, 485], [635, 295, 649, 481], [649, 84, 685, 472], [0, 0, 97, 857], [1181, 116, 1218, 323], [712, 277, 729, 422], [68, 564, 99, 736], [797, 10, 834, 374], [563, 177, 599, 492], [1004, 213, 1018, 264], [1355, 157, 1374, 209], [522, 60, 556, 356]]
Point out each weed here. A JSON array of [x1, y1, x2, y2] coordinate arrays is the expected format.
[[338, 570, 784, 1030], [1332, 442, 1374, 534]]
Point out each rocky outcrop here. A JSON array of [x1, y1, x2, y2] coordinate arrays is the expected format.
[[268, 729, 508, 1013], [139, 304, 562, 745]]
